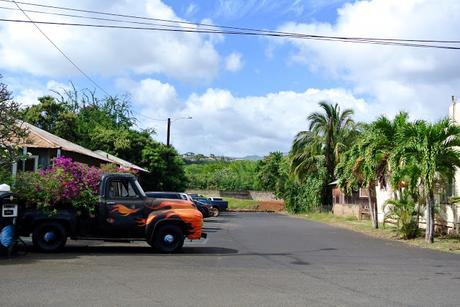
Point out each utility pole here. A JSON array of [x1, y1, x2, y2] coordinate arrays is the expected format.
[[166, 117, 171, 147], [166, 116, 192, 147]]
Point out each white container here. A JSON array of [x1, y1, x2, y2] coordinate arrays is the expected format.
[[0, 184, 11, 192]]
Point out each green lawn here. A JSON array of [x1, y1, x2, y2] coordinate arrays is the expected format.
[[226, 198, 259, 210], [297, 212, 460, 254]]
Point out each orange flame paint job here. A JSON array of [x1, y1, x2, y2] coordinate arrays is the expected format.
[[145, 208, 203, 240], [109, 199, 203, 240], [135, 218, 147, 227], [111, 204, 140, 216]]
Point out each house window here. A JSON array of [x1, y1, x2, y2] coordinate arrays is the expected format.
[[17, 155, 39, 172], [359, 188, 369, 198]]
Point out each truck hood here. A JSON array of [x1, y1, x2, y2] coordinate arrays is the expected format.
[[144, 198, 197, 211]]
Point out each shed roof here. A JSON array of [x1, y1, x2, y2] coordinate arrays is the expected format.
[[94, 150, 149, 173], [20, 122, 113, 163]]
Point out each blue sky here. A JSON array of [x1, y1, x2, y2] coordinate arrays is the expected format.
[[1, 0, 460, 156]]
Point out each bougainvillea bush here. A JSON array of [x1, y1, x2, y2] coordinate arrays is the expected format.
[[15, 157, 103, 213]]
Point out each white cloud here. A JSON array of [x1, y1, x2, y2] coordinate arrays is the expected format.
[[225, 52, 244, 72], [0, 0, 221, 82], [117, 78, 178, 111], [124, 78, 367, 156], [10, 79, 70, 107], [275, 0, 460, 121]]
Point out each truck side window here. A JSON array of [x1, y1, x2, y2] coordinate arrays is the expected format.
[[108, 180, 139, 199]]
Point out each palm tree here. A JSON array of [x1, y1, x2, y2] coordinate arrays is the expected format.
[[291, 102, 357, 209], [400, 119, 460, 243], [336, 113, 411, 229]]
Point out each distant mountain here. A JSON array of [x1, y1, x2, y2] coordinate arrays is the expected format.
[[231, 155, 263, 161], [181, 152, 264, 163]]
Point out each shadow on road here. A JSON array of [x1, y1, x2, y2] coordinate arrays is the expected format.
[[0, 244, 239, 265]]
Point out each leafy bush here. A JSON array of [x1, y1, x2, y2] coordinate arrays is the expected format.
[[0, 167, 13, 186], [383, 193, 420, 239], [14, 157, 102, 213], [275, 158, 325, 213]]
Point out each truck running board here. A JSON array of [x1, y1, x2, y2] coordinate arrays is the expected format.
[[72, 237, 145, 242]]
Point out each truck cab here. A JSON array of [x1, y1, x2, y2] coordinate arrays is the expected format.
[[16, 173, 205, 253]]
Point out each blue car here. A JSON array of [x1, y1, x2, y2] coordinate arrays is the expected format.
[[189, 195, 228, 214]]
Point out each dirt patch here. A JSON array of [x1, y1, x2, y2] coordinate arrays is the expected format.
[[255, 200, 285, 212]]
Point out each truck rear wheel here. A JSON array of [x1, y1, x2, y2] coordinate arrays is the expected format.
[[150, 224, 184, 253], [211, 207, 220, 217], [32, 222, 67, 253]]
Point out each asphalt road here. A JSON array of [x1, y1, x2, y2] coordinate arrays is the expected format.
[[1, 212, 459, 307]]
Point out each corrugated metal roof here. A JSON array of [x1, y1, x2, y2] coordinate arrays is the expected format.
[[94, 150, 149, 173], [20, 122, 113, 163]]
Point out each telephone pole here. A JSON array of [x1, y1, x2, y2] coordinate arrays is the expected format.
[[166, 118, 171, 147], [166, 116, 192, 147]]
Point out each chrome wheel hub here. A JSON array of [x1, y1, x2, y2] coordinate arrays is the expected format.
[[44, 231, 56, 242], [164, 234, 174, 244]]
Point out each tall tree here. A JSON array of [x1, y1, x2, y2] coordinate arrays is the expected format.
[[0, 76, 28, 168], [291, 102, 357, 209], [21, 95, 78, 141], [22, 86, 188, 192], [337, 113, 411, 228], [256, 151, 284, 191], [142, 144, 188, 192], [337, 113, 417, 228]]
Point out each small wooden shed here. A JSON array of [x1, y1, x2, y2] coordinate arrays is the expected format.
[[330, 181, 374, 220]]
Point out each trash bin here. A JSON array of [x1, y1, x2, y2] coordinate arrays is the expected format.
[[0, 184, 18, 255]]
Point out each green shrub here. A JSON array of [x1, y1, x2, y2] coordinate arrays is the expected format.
[[185, 160, 258, 191], [0, 168, 13, 186], [384, 193, 421, 239], [275, 158, 325, 213]]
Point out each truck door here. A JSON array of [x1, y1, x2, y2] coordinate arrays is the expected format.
[[99, 178, 145, 238]]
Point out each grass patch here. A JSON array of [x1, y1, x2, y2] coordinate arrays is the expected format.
[[226, 198, 259, 210], [297, 212, 460, 254]]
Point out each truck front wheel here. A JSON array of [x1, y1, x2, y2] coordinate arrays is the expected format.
[[32, 222, 67, 253], [150, 224, 184, 253]]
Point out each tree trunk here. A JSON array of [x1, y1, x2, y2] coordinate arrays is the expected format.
[[321, 183, 333, 212], [425, 191, 435, 243], [368, 183, 378, 229]]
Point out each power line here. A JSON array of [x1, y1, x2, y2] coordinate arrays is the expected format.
[[1, 0, 460, 45], [10, 1, 110, 96], [0, 5, 212, 32], [2, 17, 460, 50], [133, 112, 168, 122]]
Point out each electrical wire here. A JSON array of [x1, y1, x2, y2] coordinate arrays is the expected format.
[[0, 5, 214, 32], [10, 1, 110, 96], [1, 0, 460, 45], [133, 112, 168, 122], [1, 17, 460, 50]]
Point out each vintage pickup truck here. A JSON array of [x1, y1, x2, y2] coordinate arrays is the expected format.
[[7, 173, 206, 253]]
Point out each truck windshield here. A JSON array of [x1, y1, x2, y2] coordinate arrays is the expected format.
[[134, 180, 146, 197]]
